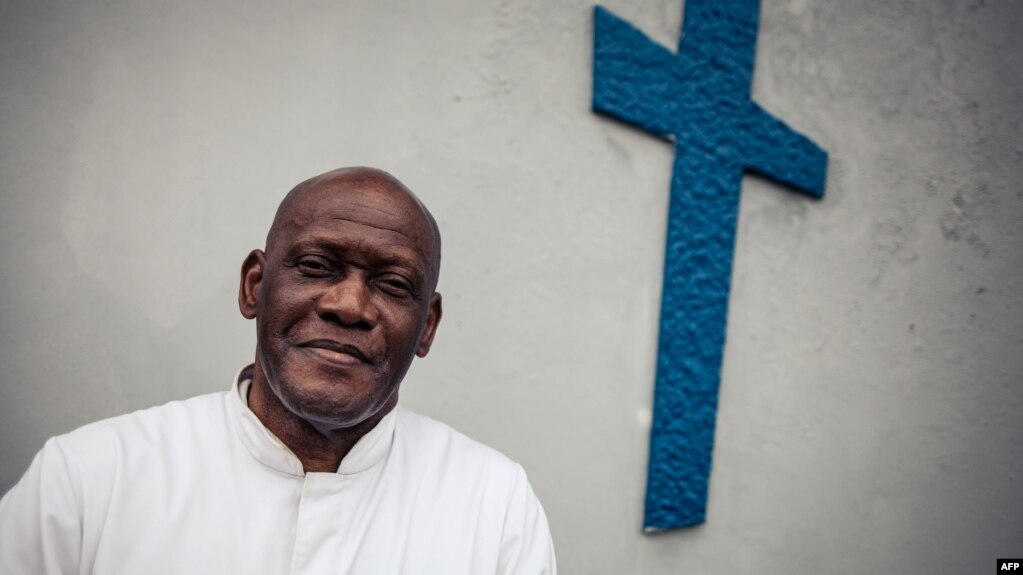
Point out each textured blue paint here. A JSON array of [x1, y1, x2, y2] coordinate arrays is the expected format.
[[592, 1, 827, 531]]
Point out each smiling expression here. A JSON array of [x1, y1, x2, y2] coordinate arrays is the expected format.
[[239, 168, 442, 431]]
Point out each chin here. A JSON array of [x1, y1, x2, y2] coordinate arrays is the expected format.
[[276, 377, 393, 429]]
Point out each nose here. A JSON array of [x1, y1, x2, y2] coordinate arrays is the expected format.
[[316, 273, 378, 329]]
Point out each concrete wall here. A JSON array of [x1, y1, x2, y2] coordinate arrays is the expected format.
[[1, 0, 1020, 572]]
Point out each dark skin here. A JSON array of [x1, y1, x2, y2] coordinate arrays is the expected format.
[[238, 167, 442, 472]]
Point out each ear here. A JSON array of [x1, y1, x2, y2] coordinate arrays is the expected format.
[[239, 250, 266, 319], [415, 292, 443, 358]]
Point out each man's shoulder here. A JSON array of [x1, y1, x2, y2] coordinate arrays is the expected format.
[[387, 408, 553, 570], [392, 408, 525, 481], [52, 391, 232, 464]]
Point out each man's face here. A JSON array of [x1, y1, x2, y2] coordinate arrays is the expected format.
[[241, 176, 441, 430]]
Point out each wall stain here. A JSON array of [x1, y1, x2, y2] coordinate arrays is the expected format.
[[939, 184, 992, 257]]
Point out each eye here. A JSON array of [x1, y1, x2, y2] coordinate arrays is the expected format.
[[295, 256, 334, 276], [376, 274, 415, 298]]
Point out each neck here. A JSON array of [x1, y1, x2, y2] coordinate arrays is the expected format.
[[246, 366, 395, 473]]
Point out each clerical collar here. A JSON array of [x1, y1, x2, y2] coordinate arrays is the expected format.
[[228, 364, 397, 476]]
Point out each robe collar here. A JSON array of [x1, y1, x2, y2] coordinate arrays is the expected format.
[[229, 364, 396, 476]]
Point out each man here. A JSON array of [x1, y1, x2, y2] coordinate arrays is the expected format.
[[0, 167, 556, 574]]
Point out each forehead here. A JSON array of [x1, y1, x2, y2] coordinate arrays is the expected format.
[[271, 180, 437, 263]]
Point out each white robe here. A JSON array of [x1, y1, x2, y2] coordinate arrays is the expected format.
[[0, 368, 556, 574]]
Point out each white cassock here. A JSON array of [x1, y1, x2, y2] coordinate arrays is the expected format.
[[0, 367, 556, 574]]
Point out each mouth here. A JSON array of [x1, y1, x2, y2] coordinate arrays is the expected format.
[[298, 339, 372, 367]]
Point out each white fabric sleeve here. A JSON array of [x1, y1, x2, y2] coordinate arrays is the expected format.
[[0, 438, 83, 574], [497, 464, 557, 575]]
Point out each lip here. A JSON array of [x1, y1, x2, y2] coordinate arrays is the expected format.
[[298, 339, 372, 366]]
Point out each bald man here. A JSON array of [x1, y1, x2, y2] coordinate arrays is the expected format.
[[0, 168, 556, 574]]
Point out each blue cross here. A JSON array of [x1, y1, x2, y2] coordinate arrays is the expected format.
[[592, 0, 828, 530]]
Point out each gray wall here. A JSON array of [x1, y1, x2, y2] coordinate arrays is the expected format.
[[2, 0, 1021, 573]]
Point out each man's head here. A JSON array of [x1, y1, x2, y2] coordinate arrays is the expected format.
[[239, 167, 442, 432]]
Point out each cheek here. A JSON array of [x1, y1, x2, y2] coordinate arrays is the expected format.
[[261, 289, 316, 330], [383, 307, 429, 349]]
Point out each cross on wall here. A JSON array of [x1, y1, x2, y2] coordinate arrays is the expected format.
[[592, 0, 828, 531]]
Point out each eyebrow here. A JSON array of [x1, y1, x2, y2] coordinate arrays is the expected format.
[[285, 237, 430, 277]]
